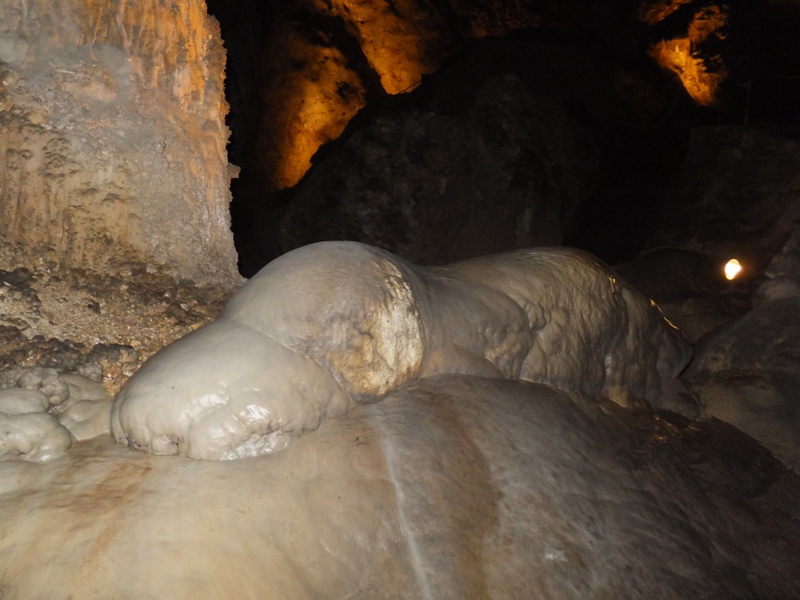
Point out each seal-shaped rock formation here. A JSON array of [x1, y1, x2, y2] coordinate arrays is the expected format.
[[111, 242, 691, 459]]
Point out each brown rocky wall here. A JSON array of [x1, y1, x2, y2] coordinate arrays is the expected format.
[[0, 0, 240, 285]]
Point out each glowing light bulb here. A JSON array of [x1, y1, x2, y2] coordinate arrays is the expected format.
[[724, 259, 742, 281]]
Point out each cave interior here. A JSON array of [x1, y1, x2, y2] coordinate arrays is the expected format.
[[1, 0, 800, 597]]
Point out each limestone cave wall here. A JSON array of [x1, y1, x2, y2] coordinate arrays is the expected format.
[[0, 0, 240, 285], [246, 0, 551, 194]]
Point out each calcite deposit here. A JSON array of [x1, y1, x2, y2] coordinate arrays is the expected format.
[[2, 376, 800, 598], [1, 1, 800, 597], [0, 0, 240, 285], [111, 241, 690, 460]]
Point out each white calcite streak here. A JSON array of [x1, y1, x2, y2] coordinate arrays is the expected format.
[[111, 241, 691, 460]]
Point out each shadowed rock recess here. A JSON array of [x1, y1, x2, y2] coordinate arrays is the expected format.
[[278, 74, 595, 266]]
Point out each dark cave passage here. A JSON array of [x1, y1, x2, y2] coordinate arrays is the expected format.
[[205, 0, 800, 277]]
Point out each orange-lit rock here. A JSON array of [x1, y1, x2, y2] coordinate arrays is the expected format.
[[0, 0, 240, 285], [644, 3, 729, 106], [303, 0, 456, 95], [257, 19, 368, 191], [252, 1, 660, 194], [638, 0, 694, 26], [252, 0, 462, 191]]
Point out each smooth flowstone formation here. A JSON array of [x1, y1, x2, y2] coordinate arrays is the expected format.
[[0, 370, 113, 462], [1, 376, 797, 599], [111, 241, 691, 459]]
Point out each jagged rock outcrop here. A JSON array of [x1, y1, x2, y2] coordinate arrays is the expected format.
[[231, 0, 654, 195], [278, 74, 596, 265], [626, 125, 800, 472], [684, 219, 800, 471], [251, 11, 378, 193], [0, 0, 240, 285]]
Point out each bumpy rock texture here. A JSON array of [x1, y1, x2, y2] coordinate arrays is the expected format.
[[0, 261, 234, 462], [111, 242, 690, 460], [621, 125, 800, 472], [0, 249, 232, 394], [0, 0, 240, 285], [278, 74, 594, 265], [0, 367, 76, 461]]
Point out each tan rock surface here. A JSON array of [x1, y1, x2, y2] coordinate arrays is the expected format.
[[2, 376, 799, 598], [0, 0, 240, 285], [0, 242, 234, 395]]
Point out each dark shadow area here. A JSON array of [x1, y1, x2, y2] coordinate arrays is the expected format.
[[207, 0, 800, 276]]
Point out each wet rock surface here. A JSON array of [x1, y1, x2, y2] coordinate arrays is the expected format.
[[0, 253, 235, 464], [110, 242, 691, 460], [1, 221, 799, 595], [1, 376, 799, 598]]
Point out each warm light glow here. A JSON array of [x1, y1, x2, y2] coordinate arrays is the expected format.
[[261, 0, 440, 190], [322, 0, 433, 94], [261, 26, 367, 190], [724, 259, 742, 280], [644, 4, 729, 106], [638, 0, 694, 26]]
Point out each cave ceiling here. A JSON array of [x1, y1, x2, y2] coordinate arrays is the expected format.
[[208, 0, 798, 189]]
